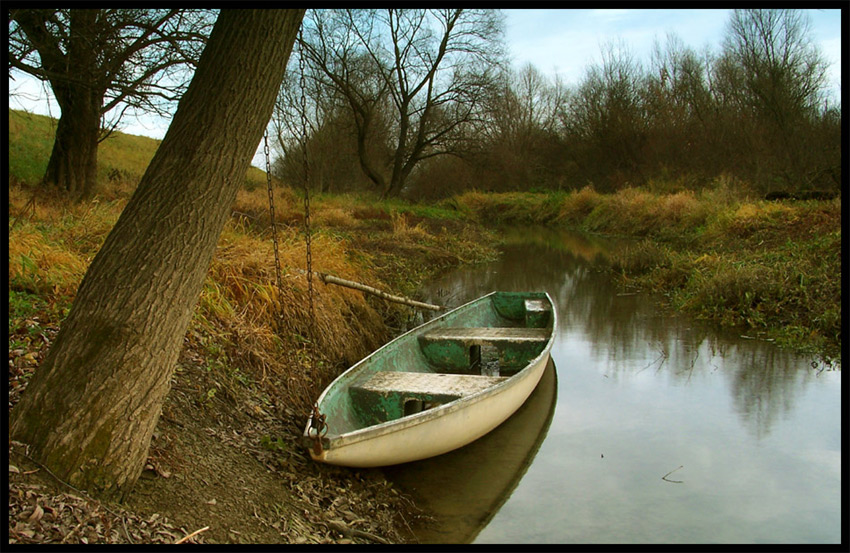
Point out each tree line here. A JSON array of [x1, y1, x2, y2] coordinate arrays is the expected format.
[[9, 8, 840, 202], [273, 8, 840, 200]]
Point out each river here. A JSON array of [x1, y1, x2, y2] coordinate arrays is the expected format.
[[382, 227, 842, 544]]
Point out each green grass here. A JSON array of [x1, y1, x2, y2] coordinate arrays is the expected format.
[[452, 183, 841, 360], [8, 109, 56, 185], [8, 108, 267, 195]]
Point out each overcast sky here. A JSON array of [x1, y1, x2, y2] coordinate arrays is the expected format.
[[8, 8, 843, 166], [504, 8, 842, 98]]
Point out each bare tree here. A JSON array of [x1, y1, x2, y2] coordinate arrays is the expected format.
[[8, 9, 214, 198], [724, 9, 828, 127], [271, 50, 389, 194], [10, 9, 304, 501], [294, 8, 505, 198], [560, 41, 648, 190], [718, 9, 833, 191], [470, 63, 569, 191]]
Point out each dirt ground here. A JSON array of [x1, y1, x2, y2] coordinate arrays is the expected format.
[[8, 336, 426, 545]]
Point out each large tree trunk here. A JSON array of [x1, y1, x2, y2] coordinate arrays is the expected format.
[[10, 9, 305, 502], [43, 84, 101, 199], [39, 9, 102, 199]]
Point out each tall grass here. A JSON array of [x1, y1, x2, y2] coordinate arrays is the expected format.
[[7, 175, 502, 412], [596, 192, 841, 358]]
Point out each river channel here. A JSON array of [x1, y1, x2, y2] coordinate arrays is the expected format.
[[382, 227, 842, 544]]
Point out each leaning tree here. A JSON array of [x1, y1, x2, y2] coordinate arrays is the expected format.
[[10, 8, 305, 501], [8, 8, 214, 198]]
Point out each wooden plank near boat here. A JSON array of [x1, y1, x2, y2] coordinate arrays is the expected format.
[[303, 291, 557, 467]]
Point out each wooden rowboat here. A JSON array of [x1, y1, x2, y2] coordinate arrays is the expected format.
[[303, 291, 556, 467]]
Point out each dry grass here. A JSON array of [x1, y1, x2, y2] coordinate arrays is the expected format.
[[8, 228, 89, 296], [7, 182, 490, 413], [390, 211, 432, 241], [556, 185, 603, 223]]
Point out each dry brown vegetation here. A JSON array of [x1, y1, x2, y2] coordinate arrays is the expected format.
[[8, 182, 497, 544]]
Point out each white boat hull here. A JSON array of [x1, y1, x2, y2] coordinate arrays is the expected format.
[[309, 336, 553, 467]]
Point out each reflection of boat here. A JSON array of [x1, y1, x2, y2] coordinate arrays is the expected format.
[[383, 359, 559, 544], [303, 292, 556, 467]]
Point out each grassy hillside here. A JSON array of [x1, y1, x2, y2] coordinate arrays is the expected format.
[[8, 108, 266, 195]]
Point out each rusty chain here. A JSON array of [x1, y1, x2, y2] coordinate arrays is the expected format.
[[297, 24, 328, 450], [264, 133, 285, 334], [299, 24, 316, 351], [266, 24, 327, 454]]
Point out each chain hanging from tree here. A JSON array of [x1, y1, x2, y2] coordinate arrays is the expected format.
[[265, 26, 317, 353], [265, 22, 328, 449]]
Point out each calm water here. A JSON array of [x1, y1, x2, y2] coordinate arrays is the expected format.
[[382, 227, 842, 544]]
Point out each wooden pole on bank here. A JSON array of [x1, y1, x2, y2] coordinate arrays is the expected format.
[[293, 269, 444, 311]]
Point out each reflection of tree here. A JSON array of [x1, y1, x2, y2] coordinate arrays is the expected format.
[[419, 227, 820, 439], [725, 342, 807, 440]]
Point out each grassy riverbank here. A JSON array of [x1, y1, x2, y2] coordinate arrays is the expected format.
[[450, 183, 841, 361], [8, 179, 497, 544]]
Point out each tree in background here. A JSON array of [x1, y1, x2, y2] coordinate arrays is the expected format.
[[285, 8, 505, 198], [717, 8, 834, 192], [8, 9, 213, 198], [10, 9, 304, 501], [471, 63, 568, 192], [271, 48, 391, 194], [550, 9, 838, 196], [560, 41, 648, 191]]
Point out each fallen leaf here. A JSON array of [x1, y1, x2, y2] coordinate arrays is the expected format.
[[9, 465, 20, 473], [28, 504, 44, 523]]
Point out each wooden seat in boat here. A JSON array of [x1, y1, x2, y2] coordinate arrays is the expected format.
[[524, 299, 552, 327], [419, 326, 550, 345], [354, 370, 507, 398], [349, 371, 507, 423]]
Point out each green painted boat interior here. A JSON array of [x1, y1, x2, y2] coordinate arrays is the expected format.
[[317, 292, 553, 435]]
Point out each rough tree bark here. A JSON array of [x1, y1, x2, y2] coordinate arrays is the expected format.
[[10, 9, 305, 501], [42, 81, 102, 198]]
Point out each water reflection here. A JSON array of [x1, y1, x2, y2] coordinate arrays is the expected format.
[[382, 361, 558, 544], [420, 227, 826, 440], [392, 226, 841, 544]]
